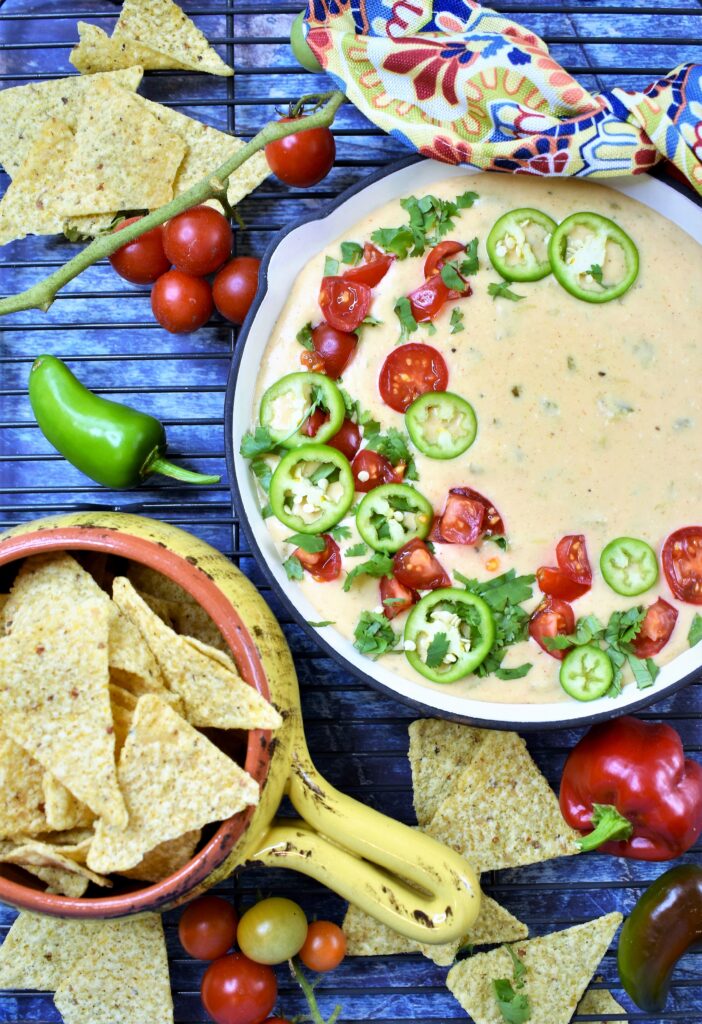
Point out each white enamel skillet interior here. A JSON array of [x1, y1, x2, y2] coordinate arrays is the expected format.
[[226, 156, 702, 730]]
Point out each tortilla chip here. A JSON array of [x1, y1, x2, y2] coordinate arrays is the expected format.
[[119, 829, 200, 882], [54, 914, 173, 1024], [0, 68, 143, 178], [343, 893, 528, 967], [0, 733, 48, 838], [0, 912, 102, 989], [111, 703, 133, 756], [118, 0, 232, 76], [34, 867, 90, 897], [109, 683, 138, 712], [408, 719, 487, 827], [87, 695, 259, 874], [70, 21, 177, 75], [0, 119, 76, 245], [577, 989, 628, 1021], [127, 563, 195, 603], [2, 553, 112, 635], [42, 774, 95, 832], [0, 838, 111, 891], [109, 609, 166, 693], [446, 913, 623, 1024], [112, 578, 282, 730], [427, 731, 580, 872], [0, 598, 127, 828]]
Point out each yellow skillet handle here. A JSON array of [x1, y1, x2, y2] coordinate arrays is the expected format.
[[247, 748, 480, 945]]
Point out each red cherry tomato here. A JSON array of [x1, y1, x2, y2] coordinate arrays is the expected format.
[[343, 244, 394, 288], [378, 343, 448, 413], [319, 277, 371, 333], [528, 597, 575, 660], [163, 205, 232, 277], [151, 270, 213, 333], [201, 953, 277, 1024], [351, 449, 398, 492], [179, 896, 238, 961], [662, 527, 702, 604], [424, 240, 465, 279], [298, 921, 347, 972], [556, 534, 592, 586], [213, 257, 261, 325], [311, 322, 357, 379], [630, 597, 679, 658], [393, 538, 450, 591], [265, 116, 335, 188], [380, 575, 418, 620], [434, 487, 504, 543], [109, 216, 171, 284], [304, 413, 361, 462], [536, 566, 590, 602], [294, 535, 341, 582], [407, 273, 452, 323]]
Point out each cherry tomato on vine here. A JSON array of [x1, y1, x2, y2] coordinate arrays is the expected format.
[[109, 216, 171, 284], [151, 270, 213, 333], [179, 896, 238, 961], [237, 897, 308, 966], [213, 257, 261, 325], [163, 205, 232, 277], [265, 116, 335, 188], [201, 953, 277, 1024], [263, 1019, 292, 1024], [298, 921, 347, 972]]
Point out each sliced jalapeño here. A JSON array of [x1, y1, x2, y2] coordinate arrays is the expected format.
[[269, 443, 354, 534], [356, 483, 433, 554]]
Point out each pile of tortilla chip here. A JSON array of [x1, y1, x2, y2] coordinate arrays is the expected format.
[[343, 718, 628, 1021], [0, 68, 268, 245], [71, 0, 233, 77], [0, 551, 281, 896], [0, 911, 173, 1023]]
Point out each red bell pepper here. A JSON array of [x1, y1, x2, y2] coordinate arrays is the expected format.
[[559, 715, 702, 861]]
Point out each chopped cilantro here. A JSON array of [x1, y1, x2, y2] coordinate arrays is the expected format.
[[394, 296, 418, 342], [505, 945, 527, 987], [308, 620, 335, 627], [345, 542, 369, 558], [461, 236, 480, 276], [283, 555, 304, 581], [296, 322, 315, 351], [689, 614, 702, 647], [364, 426, 418, 480], [456, 190, 479, 209], [370, 224, 416, 260], [450, 308, 465, 335], [420, 320, 437, 336], [492, 944, 530, 1024], [454, 570, 535, 680], [370, 190, 480, 261], [323, 255, 339, 276], [440, 261, 466, 292], [250, 456, 272, 493], [425, 632, 450, 668], [340, 241, 363, 265], [456, 569, 536, 613], [488, 280, 526, 302], [343, 552, 394, 593], [240, 425, 277, 459], [329, 523, 352, 542], [261, 502, 273, 520], [285, 533, 326, 554], [567, 355, 577, 371], [353, 611, 399, 658], [589, 263, 604, 285]]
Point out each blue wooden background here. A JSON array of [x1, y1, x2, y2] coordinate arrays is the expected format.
[[2, 1, 702, 1020]]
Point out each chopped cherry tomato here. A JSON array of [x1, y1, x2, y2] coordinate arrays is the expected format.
[[213, 256, 261, 325], [663, 526, 702, 604], [393, 538, 450, 591], [407, 273, 453, 323], [378, 343, 449, 413], [179, 896, 238, 961], [380, 575, 418, 620], [434, 487, 504, 543], [556, 534, 592, 586], [201, 953, 277, 1024], [163, 205, 232, 277], [528, 597, 575, 660], [300, 349, 325, 373], [536, 566, 590, 602], [343, 244, 394, 288], [265, 116, 336, 188], [424, 240, 465, 279], [298, 920, 347, 972], [109, 216, 171, 284], [311, 322, 357, 378], [151, 270, 213, 334], [295, 535, 341, 582], [304, 412, 361, 462], [630, 597, 679, 658], [352, 449, 398, 492], [319, 277, 371, 333]]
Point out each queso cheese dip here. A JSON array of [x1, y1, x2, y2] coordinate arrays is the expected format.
[[246, 173, 702, 705]]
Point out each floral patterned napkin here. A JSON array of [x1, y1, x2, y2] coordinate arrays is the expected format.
[[304, 0, 702, 195]]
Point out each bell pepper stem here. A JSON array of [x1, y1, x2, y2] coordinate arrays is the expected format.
[[289, 958, 343, 1024], [146, 455, 221, 485], [578, 802, 634, 852], [0, 90, 345, 318]]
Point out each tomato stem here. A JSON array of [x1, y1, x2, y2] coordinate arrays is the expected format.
[[289, 958, 343, 1024], [0, 90, 345, 318]]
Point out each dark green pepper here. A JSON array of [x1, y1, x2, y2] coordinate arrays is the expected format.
[[29, 354, 221, 489], [618, 864, 702, 1011]]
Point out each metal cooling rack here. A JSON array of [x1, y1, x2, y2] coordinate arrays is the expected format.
[[1, 0, 702, 1020]]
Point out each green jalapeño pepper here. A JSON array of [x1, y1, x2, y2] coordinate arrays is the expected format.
[[404, 588, 495, 683], [619, 864, 702, 1011], [269, 443, 354, 534], [405, 391, 477, 460], [548, 211, 639, 303], [28, 355, 220, 489], [486, 207, 557, 282], [600, 536, 659, 596], [559, 644, 613, 701], [259, 372, 344, 449], [356, 483, 433, 554]]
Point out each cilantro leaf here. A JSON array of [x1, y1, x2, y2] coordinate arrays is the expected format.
[[345, 542, 369, 558], [627, 653, 659, 690], [285, 533, 326, 554], [353, 611, 399, 658], [420, 320, 437, 336], [440, 260, 466, 292], [450, 308, 465, 334], [495, 663, 532, 680], [296, 322, 314, 351], [370, 190, 479, 261], [324, 255, 340, 276], [456, 190, 479, 209], [689, 614, 702, 647], [283, 555, 304, 581], [544, 614, 604, 651], [241, 426, 277, 459], [329, 523, 352, 542], [340, 241, 363, 265], [425, 632, 450, 668], [394, 296, 418, 342], [461, 236, 480, 276], [505, 945, 526, 987], [365, 427, 416, 477], [250, 456, 273, 493], [370, 225, 415, 260], [488, 280, 526, 302], [456, 570, 536, 613], [589, 263, 604, 285], [493, 980, 530, 1023], [307, 619, 335, 627], [454, 571, 534, 681], [343, 553, 394, 593]]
